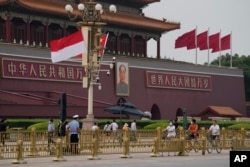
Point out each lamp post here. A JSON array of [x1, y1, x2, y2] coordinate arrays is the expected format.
[[65, 0, 116, 128]]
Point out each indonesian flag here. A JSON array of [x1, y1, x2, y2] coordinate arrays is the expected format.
[[99, 33, 109, 56], [50, 30, 87, 63]]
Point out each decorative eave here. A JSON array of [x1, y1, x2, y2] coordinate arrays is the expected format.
[[100, 0, 160, 7], [134, 0, 160, 4], [1, 0, 179, 33], [0, 0, 9, 5], [102, 12, 180, 32]]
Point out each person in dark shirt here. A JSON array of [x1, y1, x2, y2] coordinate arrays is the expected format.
[[173, 119, 179, 129], [0, 118, 7, 145]]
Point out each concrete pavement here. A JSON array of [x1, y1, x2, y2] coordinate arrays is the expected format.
[[0, 150, 230, 167]]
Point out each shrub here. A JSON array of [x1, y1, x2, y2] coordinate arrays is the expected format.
[[227, 123, 250, 130], [144, 122, 168, 130]]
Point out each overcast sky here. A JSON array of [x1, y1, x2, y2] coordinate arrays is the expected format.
[[143, 0, 250, 65]]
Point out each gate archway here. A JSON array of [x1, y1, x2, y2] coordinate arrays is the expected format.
[[150, 104, 161, 120]]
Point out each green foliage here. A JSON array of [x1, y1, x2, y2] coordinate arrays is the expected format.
[[27, 120, 60, 131], [6, 119, 45, 129], [227, 123, 250, 130], [27, 122, 47, 131], [5, 119, 250, 131], [210, 53, 250, 101], [144, 122, 168, 129]]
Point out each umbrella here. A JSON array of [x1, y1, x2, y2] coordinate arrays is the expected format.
[[104, 101, 148, 118]]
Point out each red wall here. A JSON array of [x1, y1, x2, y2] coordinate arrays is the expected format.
[[0, 55, 246, 120]]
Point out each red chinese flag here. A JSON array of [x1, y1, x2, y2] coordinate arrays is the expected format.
[[175, 29, 196, 49], [221, 34, 231, 51], [186, 29, 196, 50], [197, 31, 208, 50], [209, 33, 220, 53], [99, 33, 109, 56]]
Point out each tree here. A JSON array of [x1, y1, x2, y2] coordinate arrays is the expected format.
[[210, 54, 250, 101]]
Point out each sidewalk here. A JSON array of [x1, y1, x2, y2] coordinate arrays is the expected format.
[[0, 150, 230, 167]]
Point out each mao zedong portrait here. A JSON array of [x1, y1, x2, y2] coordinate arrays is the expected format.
[[117, 63, 129, 95]]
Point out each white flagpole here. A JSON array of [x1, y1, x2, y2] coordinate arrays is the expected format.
[[219, 30, 221, 67], [195, 26, 198, 65], [207, 28, 210, 66], [230, 31, 233, 68]]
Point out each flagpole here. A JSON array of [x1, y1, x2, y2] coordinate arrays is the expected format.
[[219, 30, 221, 67], [65, 2, 117, 129], [207, 28, 210, 66], [195, 26, 197, 65], [230, 31, 232, 68]]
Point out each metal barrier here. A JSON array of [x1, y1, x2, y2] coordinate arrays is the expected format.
[[0, 127, 250, 161]]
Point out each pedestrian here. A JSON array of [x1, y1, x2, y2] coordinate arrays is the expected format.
[[173, 119, 179, 137], [67, 115, 80, 154], [47, 118, 55, 147], [173, 119, 179, 129], [0, 118, 7, 145], [91, 122, 98, 131], [122, 123, 129, 130], [187, 118, 199, 140], [111, 119, 119, 142], [122, 122, 129, 143], [130, 120, 137, 141], [163, 120, 176, 140], [91, 122, 99, 138], [207, 120, 220, 140], [103, 121, 111, 136], [57, 120, 62, 137]]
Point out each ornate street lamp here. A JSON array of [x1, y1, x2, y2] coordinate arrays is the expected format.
[[65, 0, 117, 128]]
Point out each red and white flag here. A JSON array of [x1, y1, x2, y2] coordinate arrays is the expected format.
[[50, 30, 87, 63]]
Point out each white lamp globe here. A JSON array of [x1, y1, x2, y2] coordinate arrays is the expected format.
[[109, 5, 117, 13], [95, 4, 102, 11], [65, 4, 73, 12], [78, 3, 85, 11]]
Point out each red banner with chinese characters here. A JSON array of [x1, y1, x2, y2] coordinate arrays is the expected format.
[[1, 58, 83, 83], [146, 71, 212, 91]]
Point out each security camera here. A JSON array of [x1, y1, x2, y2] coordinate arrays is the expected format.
[[110, 63, 114, 69], [112, 57, 116, 61], [96, 76, 100, 83], [107, 70, 110, 76]]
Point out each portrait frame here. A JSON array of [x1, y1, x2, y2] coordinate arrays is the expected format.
[[116, 62, 129, 96]]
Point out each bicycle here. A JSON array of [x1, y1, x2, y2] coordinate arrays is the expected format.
[[206, 135, 222, 154], [185, 134, 202, 153]]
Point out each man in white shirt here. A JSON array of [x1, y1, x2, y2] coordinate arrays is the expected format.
[[208, 120, 220, 140], [91, 122, 99, 138], [130, 120, 137, 141], [48, 118, 55, 147], [111, 119, 118, 141]]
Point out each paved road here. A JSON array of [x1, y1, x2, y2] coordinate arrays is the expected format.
[[0, 150, 230, 167]]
